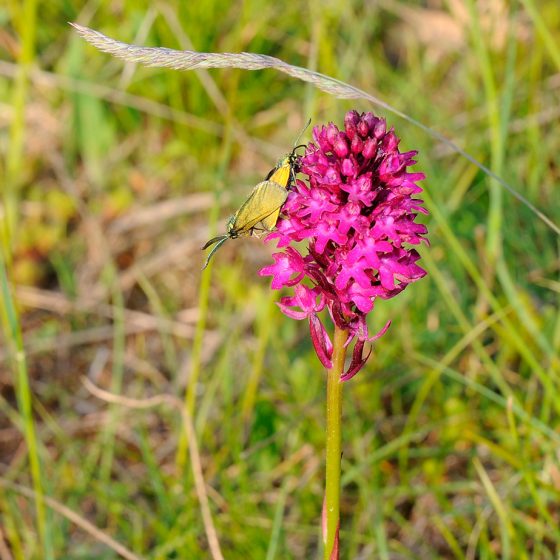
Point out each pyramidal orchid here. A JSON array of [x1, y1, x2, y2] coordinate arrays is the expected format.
[[260, 110, 428, 559], [260, 110, 428, 379]]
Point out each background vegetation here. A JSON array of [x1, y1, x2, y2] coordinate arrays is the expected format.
[[1, 0, 560, 558]]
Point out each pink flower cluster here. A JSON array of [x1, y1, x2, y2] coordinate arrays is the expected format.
[[260, 111, 428, 380]]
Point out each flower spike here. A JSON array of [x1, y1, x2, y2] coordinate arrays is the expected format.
[[261, 111, 428, 378]]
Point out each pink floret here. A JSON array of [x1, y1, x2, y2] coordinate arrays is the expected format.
[[259, 111, 429, 379]]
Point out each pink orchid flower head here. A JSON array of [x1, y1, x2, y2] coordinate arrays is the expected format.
[[260, 111, 428, 379]]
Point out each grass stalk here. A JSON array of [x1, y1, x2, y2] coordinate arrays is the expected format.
[[241, 290, 276, 428], [0, 254, 53, 558], [466, 0, 503, 266], [99, 268, 126, 487], [2, 0, 38, 258], [520, 0, 560, 71], [176, 116, 234, 471], [175, 249, 214, 470]]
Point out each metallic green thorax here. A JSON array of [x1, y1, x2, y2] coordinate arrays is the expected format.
[[226, 215, 239, 238]]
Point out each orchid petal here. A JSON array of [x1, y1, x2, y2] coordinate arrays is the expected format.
[[309, 313, 333, 369], [340, 340, 372, 382]]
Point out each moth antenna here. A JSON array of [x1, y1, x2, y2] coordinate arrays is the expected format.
[[202, 234, 227, 250], [292, 118, 311, 148], [201, 236, 228, 269]]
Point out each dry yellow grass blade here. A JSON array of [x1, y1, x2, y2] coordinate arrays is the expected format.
[[70, 22, 560, 237]]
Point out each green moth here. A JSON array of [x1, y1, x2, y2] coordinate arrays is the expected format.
[[201, 120, 310, 269], [201, 180, 288, 269]]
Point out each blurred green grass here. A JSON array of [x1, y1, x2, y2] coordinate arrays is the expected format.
[[1, 0, 560, 558]]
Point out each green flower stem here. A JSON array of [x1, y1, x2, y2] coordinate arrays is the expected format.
[[324, 325, 348, 559]]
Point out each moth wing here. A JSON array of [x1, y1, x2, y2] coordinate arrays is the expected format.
[[232, 181, 288, 235], [259, 207, 282, 231], [266, 159, 291, 188], [254, 181, 289, 231]]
